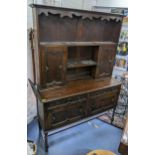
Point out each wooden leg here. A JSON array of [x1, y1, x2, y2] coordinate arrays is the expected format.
[[44, 132, 48, 152], [111, 106, 116, 124], [38, 121, 41, 130]]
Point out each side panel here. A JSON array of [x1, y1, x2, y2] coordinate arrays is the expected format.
[[32, 8, 40, 84], [38, 99, 45, 129]]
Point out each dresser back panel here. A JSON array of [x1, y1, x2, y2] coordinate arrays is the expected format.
[[38, 14, 122, 42]]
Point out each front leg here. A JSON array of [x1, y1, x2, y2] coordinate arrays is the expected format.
[[44, 132, 48, 152], [111, 105, 116, 124]]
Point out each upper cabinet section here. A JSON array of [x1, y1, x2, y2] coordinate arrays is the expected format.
[[30, 4, 124, 88], [30, 4, 124, 43]]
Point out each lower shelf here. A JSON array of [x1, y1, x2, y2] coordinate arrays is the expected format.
[[67, 60, 97, 69]]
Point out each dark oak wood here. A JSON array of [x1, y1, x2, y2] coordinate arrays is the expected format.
[[119, 143, 128, 155], [40, 46, 67, 87], [39, 78, 121, 102], [29, 29, 36, 84], [32, 78, 121, 131], [40, 41, 116, 47], [95, 44, 117, 78], [30, 4, 124, 152]]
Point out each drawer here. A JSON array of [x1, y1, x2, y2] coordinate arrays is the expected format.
[[89, 87, 119, 99], [89, 96, 116, 115], [88, 87, 119, 115], [44, 95, 87, 130], [46, 94, 87, 108]]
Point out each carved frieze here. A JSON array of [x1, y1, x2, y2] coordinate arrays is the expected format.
[[37, 8, 122, 22]]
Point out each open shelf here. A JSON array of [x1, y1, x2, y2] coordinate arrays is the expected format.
[[67, 60, 97, 69], [66, 45, 98, 81], [40, 41, 116, 47], [67, 67, 93, 81]]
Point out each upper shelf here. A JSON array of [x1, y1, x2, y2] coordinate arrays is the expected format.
[[40, 41, 116, 47]]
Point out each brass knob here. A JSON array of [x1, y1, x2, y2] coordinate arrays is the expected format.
[[109, 59, 113, 63], [59, 65, 62, 69], [52, 116, 56, 121], [45, 66, 49, 71]]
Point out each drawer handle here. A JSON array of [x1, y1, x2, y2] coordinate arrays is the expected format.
[[112, 98, 115, 102], [59, 65, 62, 69], [45, 66, 49, 71], [79, 109, 83, 112], [109, 59, 113, 63], [52, 116, 56, 121]]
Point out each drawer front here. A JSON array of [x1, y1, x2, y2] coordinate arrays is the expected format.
[[88, 87, 119, 115], [89, 96, 116, 115], [44, 95, 87, 130]]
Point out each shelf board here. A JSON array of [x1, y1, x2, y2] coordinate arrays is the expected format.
[[67, 74, 92, 81], [67, 60, 97, 69], [40, 41, 116, 47]]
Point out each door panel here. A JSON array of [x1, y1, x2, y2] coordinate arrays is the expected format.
[[40, 46, 67, 87], [95, 44, 116, 78], [45, 103, 68, 130], [45, 95, 87, 130]]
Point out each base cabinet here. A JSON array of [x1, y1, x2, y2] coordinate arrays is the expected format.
[[38, 85, 121, 131]]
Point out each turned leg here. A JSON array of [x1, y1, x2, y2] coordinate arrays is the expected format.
[[111, 105, 116, 124], [38, 121, 41, 130], [44, 132, 48, 152]]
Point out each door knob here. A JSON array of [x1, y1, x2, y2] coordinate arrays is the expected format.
[[59, 65, 62, 69], [109, 59, 113, 63], [45, 66, 49, 71]]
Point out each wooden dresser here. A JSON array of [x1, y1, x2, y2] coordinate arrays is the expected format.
[[29, 4, 124, 152]]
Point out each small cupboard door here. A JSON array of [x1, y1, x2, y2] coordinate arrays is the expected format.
[[95, 44, 117, 78], [40, 46, 67, 88]]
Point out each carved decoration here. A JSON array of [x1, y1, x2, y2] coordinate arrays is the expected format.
[[37, 8, 122, 22]]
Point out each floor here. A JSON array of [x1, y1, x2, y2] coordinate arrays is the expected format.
[[27, 118, 122, 155]]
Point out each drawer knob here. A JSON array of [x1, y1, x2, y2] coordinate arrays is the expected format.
[[45, 66, 49, 71], [52, 116, 56, 121], [59, 65, 62, 69], [109, 59, 113, 63]]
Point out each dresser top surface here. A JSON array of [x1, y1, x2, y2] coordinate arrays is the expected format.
[[38, 78, 121, 103]]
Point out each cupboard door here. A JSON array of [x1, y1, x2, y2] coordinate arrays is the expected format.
[[95, 44, 116, 78], [44, 95, 87, 130], [45, 103, 68, 130], [41, 46, 67, 87], [88, 87, 119, 116], [66, 95, 87, 123]]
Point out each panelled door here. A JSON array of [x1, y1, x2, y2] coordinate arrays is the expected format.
[[40, 46, 67, 88], [95, 44, 117, 78]]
